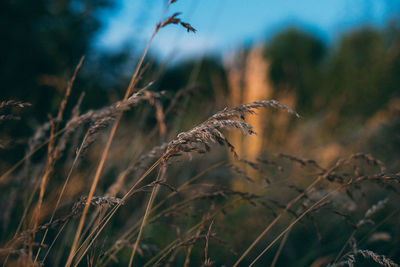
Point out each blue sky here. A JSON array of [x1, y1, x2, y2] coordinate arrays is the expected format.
[[95, 0, 399, 61]]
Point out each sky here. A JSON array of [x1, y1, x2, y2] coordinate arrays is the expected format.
[[95, 0, 399, 61]]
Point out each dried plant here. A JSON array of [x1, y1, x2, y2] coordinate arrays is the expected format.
[[0, 100, 31, 109], [1, 1, 399, 267], [0, 100, 31, 122], [331, 249, 399, 267], [159, 12, 196, 33], [166, 100, 299, 160]]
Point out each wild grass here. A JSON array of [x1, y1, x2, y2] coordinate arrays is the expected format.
[[1, 1, 399, 266]]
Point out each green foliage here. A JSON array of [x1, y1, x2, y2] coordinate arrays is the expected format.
[[265, 28, 326, 113], [265, 23, 400, 121], [0, 0, 113, 119], [327, 26, 398, 118]]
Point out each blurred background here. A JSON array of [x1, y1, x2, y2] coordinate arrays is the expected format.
[[1, 0, 399, 169], [1, 0, 400, 266]]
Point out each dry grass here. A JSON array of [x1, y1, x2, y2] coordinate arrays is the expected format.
[[0, 1, 399, 266]]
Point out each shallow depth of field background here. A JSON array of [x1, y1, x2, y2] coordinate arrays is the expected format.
[[1, 0, 399, 266]]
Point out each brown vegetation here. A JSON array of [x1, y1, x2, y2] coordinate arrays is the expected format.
[[1, 1, 399, 266]]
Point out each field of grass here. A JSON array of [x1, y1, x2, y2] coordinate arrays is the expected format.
[[1, 1, 399, 266]]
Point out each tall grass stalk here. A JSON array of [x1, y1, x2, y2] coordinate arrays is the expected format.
[[63, 1, 177, 265]]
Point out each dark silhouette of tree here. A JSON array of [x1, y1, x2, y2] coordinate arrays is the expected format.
[[265, 28, 326, 114], [264, 24, 400, 119], [328, 23, 400, 118], [0, 0, 113, 120], [0, 0, 115, 164]]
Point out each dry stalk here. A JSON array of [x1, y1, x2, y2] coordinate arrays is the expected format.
[[30, 56, 85, 264], [331, 249, 399, 267], [98, 161, 226, 266], [248, 188, 342, 266], [144, 198, 243, 267], [233, 155, 351, 266], [64, 1, 195, 265], [0, 100, 31, 109], [128, 164, 167, 266], [203, 220, 214, 266], [71, 99, 296, 266], [184, 216, 206, 267], [333, 197, 390, 264]]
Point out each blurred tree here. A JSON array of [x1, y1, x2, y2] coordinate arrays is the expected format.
[[327, 23, 400, 119], [264, 23, 400, 121], [264, 28, 327, 114], [0, 0, 113, 120], [0, 0, 116, 164], [158, 57, 229, 128]]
